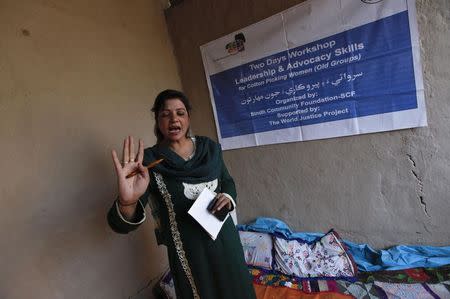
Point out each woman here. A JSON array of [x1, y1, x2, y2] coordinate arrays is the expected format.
[[107, 90, 256, 299]]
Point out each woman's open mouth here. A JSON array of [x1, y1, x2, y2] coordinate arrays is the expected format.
[[168, 125, 181, 135]]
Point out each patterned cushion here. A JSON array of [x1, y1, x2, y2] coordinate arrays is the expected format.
[[239, 231, 274, 269], [273, 230, 357, 278]]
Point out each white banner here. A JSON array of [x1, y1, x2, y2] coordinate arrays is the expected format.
[[201, 0, 426, 150]]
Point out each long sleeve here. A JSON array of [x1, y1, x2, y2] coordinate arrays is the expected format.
[[107, 189, 150, 234], [220, 158, 237, 207]]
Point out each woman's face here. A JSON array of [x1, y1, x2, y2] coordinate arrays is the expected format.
[[157, 98, 190, 143]]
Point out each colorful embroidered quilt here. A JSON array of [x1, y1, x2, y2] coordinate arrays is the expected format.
[[250, 266, 450, 299]]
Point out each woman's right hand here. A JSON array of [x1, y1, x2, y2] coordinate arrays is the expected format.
[[111, 136, 150, 206]]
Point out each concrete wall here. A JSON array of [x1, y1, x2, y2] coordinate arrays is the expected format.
[[0, 0, 180, 298], [165, 0, 450, 248]]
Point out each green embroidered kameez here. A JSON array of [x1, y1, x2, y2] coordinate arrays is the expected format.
[[108, 136, 256, 299]]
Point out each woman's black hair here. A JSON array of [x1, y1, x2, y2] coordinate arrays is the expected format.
[[151, 89, 192, 143]]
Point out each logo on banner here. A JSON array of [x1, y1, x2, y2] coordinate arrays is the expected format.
[[226, 33, 246, 54], [214, 33, 246, 62], [361, 0, 383, 3]]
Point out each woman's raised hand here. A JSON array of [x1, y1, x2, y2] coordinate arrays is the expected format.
[[111, 136, 150, 206]]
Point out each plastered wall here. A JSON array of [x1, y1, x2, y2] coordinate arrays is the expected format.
[[0, 0, 181, 298], [165, 0, 450, 248]]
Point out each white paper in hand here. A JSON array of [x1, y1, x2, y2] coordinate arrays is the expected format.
[[188, 187, 229, 240]]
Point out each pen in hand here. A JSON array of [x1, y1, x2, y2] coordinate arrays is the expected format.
[[125, 158, 164, 179]]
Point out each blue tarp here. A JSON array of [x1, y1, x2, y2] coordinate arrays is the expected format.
[[238, 217, 450, 272]]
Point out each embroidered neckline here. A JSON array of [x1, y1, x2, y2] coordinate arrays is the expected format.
[[182, 179, 218, 200]]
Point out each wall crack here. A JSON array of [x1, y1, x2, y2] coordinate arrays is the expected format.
[[419, 195, 429, 216], [407, 153, 430, 218], [407, 154, 416, 167]]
